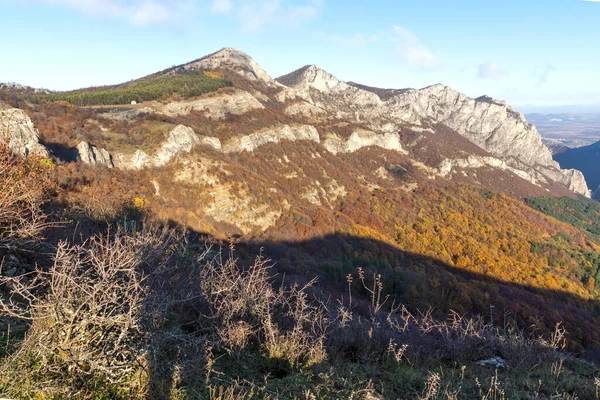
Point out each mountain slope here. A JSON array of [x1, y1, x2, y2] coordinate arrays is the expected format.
[[277, 65, 590, 197], [2, 48, 600, 397], [554, 140, 600, 196], [1, 47, 599, 349]]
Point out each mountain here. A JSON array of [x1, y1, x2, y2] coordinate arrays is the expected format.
[[276, 65, 589, 197], [555, 140, 600, 196], [1, 47, 599, 336], [542, 138, 571, 155], [2, 47, 600, 398], [0, 47, 593, 232], [0, 82, 50, 94]]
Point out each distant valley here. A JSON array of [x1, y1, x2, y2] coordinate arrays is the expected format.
[[527, 112, 600, 149]]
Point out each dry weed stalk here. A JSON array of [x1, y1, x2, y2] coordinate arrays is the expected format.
[[200, 250, 328, 367]]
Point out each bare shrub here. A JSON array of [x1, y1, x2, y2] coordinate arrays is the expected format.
[[200, 249, 328, 367], [0, 144, 53, 250], [0, 225, 177, 397]]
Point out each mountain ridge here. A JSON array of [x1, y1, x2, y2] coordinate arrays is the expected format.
[[0, 47, 591, 201]]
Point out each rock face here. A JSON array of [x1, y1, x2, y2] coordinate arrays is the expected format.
[[114, 150, 153, 171], [278, 65, 383, 122], [390, 85, 554, 168], [277, 66, 591, 197], [437, 155, 539, 184], [154, 125, 202, 167], [222, 124, 320, 153], [162, 90, 265, 118], [114, 125, 224, 170], [75, 141, 113, 168], [0, 107, 49, 157], [323, 129, 406, 155]]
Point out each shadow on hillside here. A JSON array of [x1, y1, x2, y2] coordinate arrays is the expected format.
[[41, 140, 77, 163], [30, 209, 600, 397], [241, 234, 600, 351], [52, 210, 600, 358], [141, 227, 600, 398]]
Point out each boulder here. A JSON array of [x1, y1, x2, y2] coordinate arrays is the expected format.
[[0, 107, 49, 157], [75, 141, 114, 168]]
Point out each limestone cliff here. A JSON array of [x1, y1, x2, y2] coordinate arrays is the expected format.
[[0, 107, 49, 157], [277, 66, 590, 197]]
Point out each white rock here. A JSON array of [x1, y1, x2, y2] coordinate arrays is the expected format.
[[114, 150, 152, 170], [222, 124, 320, 153], [154, 125, 201, 167], [75, 141, 113, 168], [0, 107, 49, 157], [162, 90, 265, 118], [476, 357, 506, 368], [201, 136, 222, 151], [323, 130, 406, 155]]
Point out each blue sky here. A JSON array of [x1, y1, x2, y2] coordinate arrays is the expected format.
[[1, 0, 599, 111]]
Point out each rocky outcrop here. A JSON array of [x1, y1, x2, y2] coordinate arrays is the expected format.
[[75, 141, 114, 168], [112, 122, 409, 170], [277, 66, 590, 197], [114, 150, 153, 170], [277, 65, 382, 122], [162, 90, 265, 118], [537, 166, 591, 197], [0, 107, 49, 157], [100, 107, 154, 121], [390, 85, 555, 168], [222, 124, 320, 153], [437, 156, 539, 184], [154, 125, 201, 167], [114, 125, 222, 170], [323, 129, 406, 155]]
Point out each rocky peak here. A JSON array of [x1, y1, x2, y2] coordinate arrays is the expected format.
[[277, 61, 588, 196], [390, 85, 555, 167], [277, 65, 350, 94], [181, 47, 275, 85], [0, 83, 50, 94], [277, 66, 382, 115]]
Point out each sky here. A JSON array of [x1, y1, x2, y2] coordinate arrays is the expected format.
[[1, 0, 599, 112]]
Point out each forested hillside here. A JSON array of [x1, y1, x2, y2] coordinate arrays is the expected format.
[[25, 71, 232, 106]]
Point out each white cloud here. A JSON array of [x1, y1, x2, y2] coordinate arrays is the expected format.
[[37, 0, 322, 29], [211, 0, 232, 13], [39, 0, 191, 26], [478, 61, 506, 79], [319, 25, 439, 70], [212, 0, 323, 31], [391, 26, 439, 70]]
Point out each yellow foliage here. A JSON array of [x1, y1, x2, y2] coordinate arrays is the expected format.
[[132, 197, 147, 210], [39, 158, 54, 169], [204, 70, 224, 79]]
